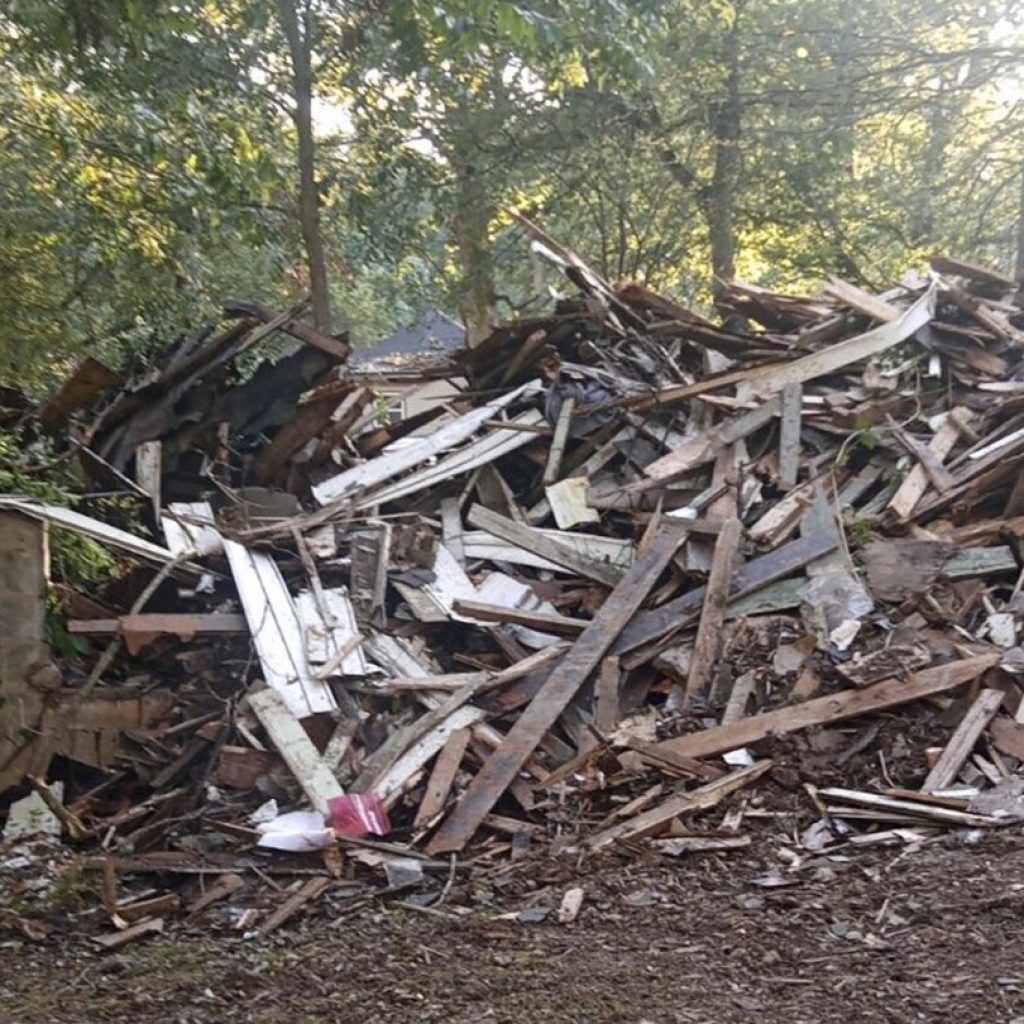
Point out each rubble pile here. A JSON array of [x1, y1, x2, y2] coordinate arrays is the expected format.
[[3, 215, 1024, 942]]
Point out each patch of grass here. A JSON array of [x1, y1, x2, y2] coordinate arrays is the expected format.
[[846, 515, 877, 547]]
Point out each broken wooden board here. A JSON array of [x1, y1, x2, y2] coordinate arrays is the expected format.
[[0, 497, 202, 573], [860, 539, 960, 602], [468, 505, 627, 586], [683, 518, 742, 703], [427, 525, 688, 854], [461, 529, 632, 576], [652, 656, 999, 761], [613, 529, 837, 655], [777, 384, 802, 489], [257, 876, 332, 937], [161, 501, 223, 558], [886, 413, 964, 521], [546, 476, 600, 529], [585, 760, 772, 849], [739, 284, 936, 400], [921, 689, 1004, 793], [294, 587, 367, 676], [641, 397, 780, 483], [452, 599, 588, 636], [413, 727, 472, 831], [361, 409, 546, 509], [224, 539, 336, 718], [312, 381, 540, 506], [821, 787, 1005, 829], [247, 688, 344, 813]]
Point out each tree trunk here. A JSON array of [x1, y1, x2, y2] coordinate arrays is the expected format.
[[708, 5, 742, 304], [277, 0, 332, 332], [1016, 151, 1024, 282], [453, 157, 496, 346]]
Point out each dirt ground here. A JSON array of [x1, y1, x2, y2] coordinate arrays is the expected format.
[[2, 836, 1024, 1024]]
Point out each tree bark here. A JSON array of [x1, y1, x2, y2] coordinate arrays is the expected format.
[[1016, 151, 1024, 283], [708, 5, 742, 303], [277, 0, 332, 332], [452, 156, 496, 346]]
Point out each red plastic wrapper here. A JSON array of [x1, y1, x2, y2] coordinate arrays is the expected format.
[[326, 794, 391, 838]]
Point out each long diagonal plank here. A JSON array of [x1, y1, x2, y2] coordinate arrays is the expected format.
[[651, 655, 999, 762], [426, 525, 688, 854], [612, 529, 838, 656], [921, 688, 1004, 793]]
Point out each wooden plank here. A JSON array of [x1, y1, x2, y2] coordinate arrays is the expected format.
[[544, 396, 575, 485], [347, 523, 390, 627], [247, 688, 344, 813], [224, 539, 336, 718], [922, 689, 1004, 793], [68, 613, 247, 638], [462, 529, 632, 575], [777, 384, 802, 489], [0, 497, 201, 573], [594, 656, 621, 734], [92, 917, 165, 949], [452, 599, 587, 635], [186, 873, 245, 915], [651, 656, 998, 761], [546, 476, 599, 529], [413, 728, 471, 831], [257, 877, 331, 937], [294, 588, 367, 675], [161, 501, 223, 558], [373, 705, 484, 801], [748, 479, 815, 546], [613, 529, 837, 656], [426, 525, 688, 855], [990, 717, 1024, 760], [887, 416, 955, 494], [823, 278, 901, 322], [930, 254, 1016, 289], [740, 285, 935, 400], [135, 441, 162, 518], [684, 518, 742, 703], [440, 497, 465, 564], [821, 787, 1003, 828], [585, 760, 772, 849], [887, 414, 962, 520], [642, 397, 780, 483], [222, 298, 350, 361], [468, 504, 624, 586], [361, 409, 545, 509], [312, 381, 540, 505]]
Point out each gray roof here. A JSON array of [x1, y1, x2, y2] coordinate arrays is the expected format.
[[352, 311, 465, 369]]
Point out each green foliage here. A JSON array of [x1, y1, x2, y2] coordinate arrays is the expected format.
[[846, 516, 877, 548], [0, 430, 117, 587], [1, 0, 1024, 389]]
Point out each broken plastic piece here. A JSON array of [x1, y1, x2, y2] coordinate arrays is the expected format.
[[326, 793, 391, 838]]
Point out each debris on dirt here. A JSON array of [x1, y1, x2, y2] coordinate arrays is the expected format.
[[4, 219, 1024, 941]]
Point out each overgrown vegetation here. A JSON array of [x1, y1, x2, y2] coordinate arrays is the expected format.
[[1, 1, 1023, 390]]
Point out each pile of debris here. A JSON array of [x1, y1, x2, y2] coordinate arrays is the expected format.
[[4, 215, 1024, 944]]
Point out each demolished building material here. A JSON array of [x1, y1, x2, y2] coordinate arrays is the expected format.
[[4, 223, 1024, 940]]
